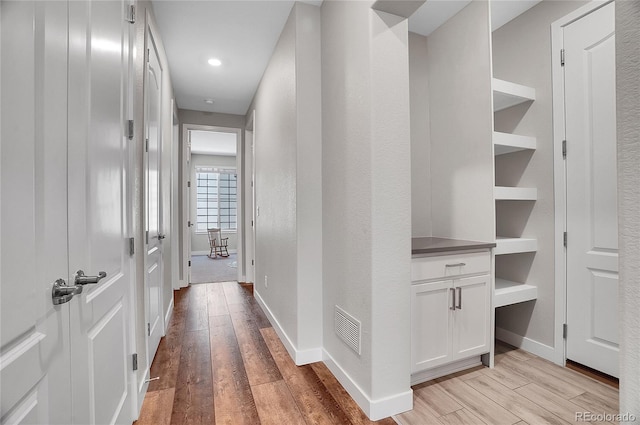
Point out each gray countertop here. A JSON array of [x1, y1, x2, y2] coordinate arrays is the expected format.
[[412, 237, 496, 255]]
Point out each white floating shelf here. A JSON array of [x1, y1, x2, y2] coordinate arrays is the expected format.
[[494, 186, 537, 201], [493, 132, 536, 155], [495, 237, 537, 255], [494, 278, 538, 308], [493, 78, 536, 112]]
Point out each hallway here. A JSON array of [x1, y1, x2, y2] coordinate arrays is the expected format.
[[135, 282, 395, 425]]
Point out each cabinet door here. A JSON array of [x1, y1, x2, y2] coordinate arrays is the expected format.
[[453, 275, 490, 360], [411, 280, 453, 372]]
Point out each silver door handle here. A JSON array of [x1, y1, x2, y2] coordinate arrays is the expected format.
[[52, 278, 83, 305], [456, 287, 462, 309], [450, 288, 456, 310], [75, 270, 107, 285]]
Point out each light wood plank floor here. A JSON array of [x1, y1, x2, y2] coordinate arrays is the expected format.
[[395, 342, 620, 425], [135, 282, 396, 425]]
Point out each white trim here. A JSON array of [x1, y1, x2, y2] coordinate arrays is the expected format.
[[137, 368, 150, 414], [495, 327, 556, 363], [253, 290, 323, 365], [164, 297, 174, 334], [181, 123, 244, 284], [551, 0, 613, 367], [323, 350, 413, 421]]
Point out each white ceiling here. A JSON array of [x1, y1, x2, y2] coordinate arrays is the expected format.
[[408, 1, 472, 36], [190, 130, 237, 156], [152, 0, 541, 116]]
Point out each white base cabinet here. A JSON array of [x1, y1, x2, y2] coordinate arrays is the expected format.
[[411, 250, 492, 378]]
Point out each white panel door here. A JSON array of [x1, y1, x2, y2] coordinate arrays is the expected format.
[[67, 1, 134, 423], [411, 280, 453, 372], [1, 2, 72, 423], [453, 275, 490, 361], [564, 2, 618, 378], [145, 30, 164, 362]]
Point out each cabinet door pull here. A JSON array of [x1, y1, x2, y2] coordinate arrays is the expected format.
[[450, 288, 456, 310], [445, 262, 466, 268], [456, 287, 462, 309]]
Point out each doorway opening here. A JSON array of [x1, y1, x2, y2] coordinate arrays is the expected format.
[[183, 125, 242, 284]]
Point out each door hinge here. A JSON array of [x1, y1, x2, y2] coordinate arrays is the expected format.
[[187, 181, 191, 188], [132, 353, 138, 371], [561, 49, 565, 66], [147, 323, 151, 336], [563, 232, 567, 247], [563, 323, 567, 339], [188, 260, 191, 267], [129, 237, 135, 256], [127, 120, 134, 140], [251, 259, 254, 266], [562, 140, 567, 159], [145, 230, 149, 244], [251, 220, 254, 227], [187, 220, 191, 228], [126, 5, 136, 24], [145, 138, 149, 152]]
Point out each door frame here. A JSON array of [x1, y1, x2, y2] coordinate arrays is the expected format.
[[551, 0, 615, 366], [181, 123, 243, 283], [171, 100, 181, 290], [245, 111, 256, 283]]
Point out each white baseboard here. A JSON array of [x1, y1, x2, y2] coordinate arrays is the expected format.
[[496, 326, 557, 363], [137, 368, 149, 414], [322, 350, 413, 421], [253, 290, 323, 365], [164, 297, 174, 334], [191, 249, 237, 256]]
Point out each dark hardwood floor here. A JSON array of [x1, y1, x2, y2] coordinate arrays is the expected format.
[[135, 282, 396, 425]]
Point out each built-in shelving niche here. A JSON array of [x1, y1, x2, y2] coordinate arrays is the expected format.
[[493, 79, 538, 308]]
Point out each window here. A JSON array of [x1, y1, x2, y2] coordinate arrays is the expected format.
[[196, 167, 237, 232]]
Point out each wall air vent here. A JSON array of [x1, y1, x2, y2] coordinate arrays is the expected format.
[[334, 305, 361, 355]]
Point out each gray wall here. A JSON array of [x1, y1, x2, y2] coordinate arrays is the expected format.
[[428, 1, 495, 243], [178, 109, 245, 129], [321, 0, 411, 416], [189, 154, 238, 253], [616, 0, 640, 414], [409, 32, 432, 238], [245, 2, 323, 355], [492, 0, 588, 349]]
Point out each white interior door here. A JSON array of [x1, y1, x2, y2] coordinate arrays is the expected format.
[[564, 1, 618, 378], [1, 2, 72, 423], [144, 29, 164, 362], [67, 1, 134, 423]]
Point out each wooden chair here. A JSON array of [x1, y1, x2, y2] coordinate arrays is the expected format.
[[207, 228, 229, 258]]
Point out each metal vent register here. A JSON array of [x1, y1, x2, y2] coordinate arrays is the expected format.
[[334, 305, 361, 355]]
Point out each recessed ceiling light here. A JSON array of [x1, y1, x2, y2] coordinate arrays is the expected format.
[[204, 99, 214, 104], [207, 58, 222, 67]]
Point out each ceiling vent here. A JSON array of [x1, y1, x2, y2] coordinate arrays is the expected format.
[[335, 305, 361, 355]]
